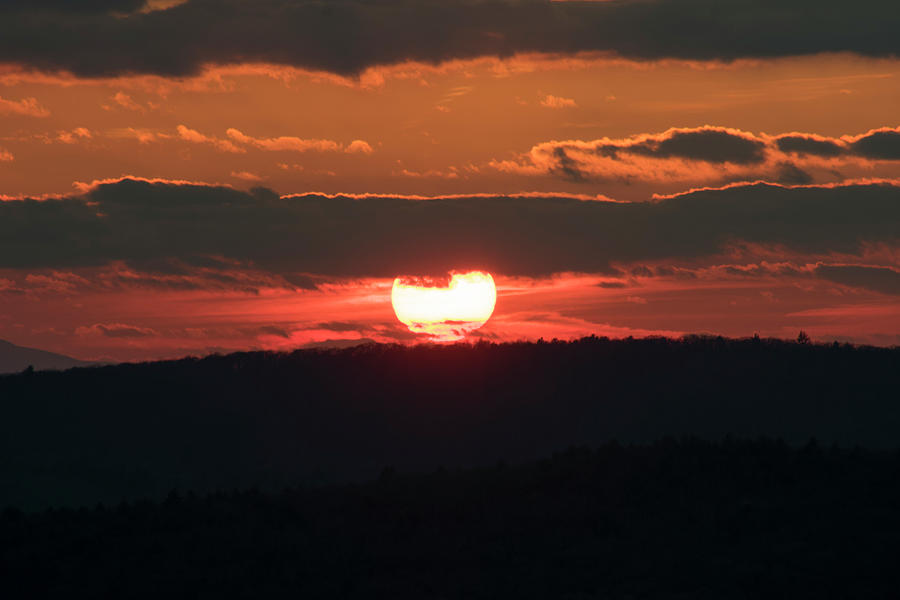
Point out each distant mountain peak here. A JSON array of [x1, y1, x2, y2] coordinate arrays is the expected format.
[[0, 339, 93, 374]]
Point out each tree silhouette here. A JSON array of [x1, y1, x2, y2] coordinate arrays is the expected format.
[[1, 335, 897, 513], [2, 439, 900, 598]]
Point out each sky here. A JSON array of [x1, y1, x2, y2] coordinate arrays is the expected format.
[[1, 0, 899, 361]]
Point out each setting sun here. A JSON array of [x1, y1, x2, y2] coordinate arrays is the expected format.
[[391, 271, 497, 341]]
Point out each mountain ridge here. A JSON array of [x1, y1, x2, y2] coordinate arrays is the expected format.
[[0, 338, 94, 374]]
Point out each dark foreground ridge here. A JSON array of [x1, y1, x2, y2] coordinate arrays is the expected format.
[[4, 439, 900, 598], [2, 336, 899, 510]]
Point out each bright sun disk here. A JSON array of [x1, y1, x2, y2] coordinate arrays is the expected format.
[[391, 271, 497, 341]]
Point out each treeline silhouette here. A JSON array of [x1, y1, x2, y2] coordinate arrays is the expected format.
[[2, 335, 899, 510], [4, 438, 900, 598]]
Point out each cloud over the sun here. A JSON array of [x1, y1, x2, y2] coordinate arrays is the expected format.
[[0, 177, 897, 279], [2, 0, 900, 78]]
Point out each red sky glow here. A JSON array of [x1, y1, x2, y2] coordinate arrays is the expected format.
[[1, 1, 898, 361]]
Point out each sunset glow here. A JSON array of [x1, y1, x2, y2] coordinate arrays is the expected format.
[[4, 3, 900, 593], [391, 272, 497, 341], [0, 1, 898, 362]]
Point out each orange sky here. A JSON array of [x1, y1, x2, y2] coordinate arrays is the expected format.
[[4, 54, 900, 200], [1, 1, 899, 361]]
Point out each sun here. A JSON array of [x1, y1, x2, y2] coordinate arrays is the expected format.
[[391, 271, 497, 341]]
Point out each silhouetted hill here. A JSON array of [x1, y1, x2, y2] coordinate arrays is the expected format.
[[1, 336, 898, 510], [0, 338, 93, 374], [4, 439, 900, 598], [300, 337, 379, 350]]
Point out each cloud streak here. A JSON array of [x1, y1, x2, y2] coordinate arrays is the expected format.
[[99, 124, 368, 155], [75, 322, 158, 338], [226, 128, 370, 154], [225, 128, 340, 153]]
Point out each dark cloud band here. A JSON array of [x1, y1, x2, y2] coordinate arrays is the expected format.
[[1, 178, 897, 277], [0, 0, 145, 14], [2, 0, 900, 78], [814, 264, 900, 295], [508, 126, 900, 184]]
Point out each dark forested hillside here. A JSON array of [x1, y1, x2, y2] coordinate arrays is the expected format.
[[2, 336, 899, 510], [4, 439, 900, 599]]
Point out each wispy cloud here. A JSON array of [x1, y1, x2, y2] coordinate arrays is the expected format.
[[0, 95, 49, 117], [540, 94, 577, 109]]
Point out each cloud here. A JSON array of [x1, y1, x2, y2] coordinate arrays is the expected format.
[[100, 260, 318, 293], [773, 162, 813, 185], [142, 0, 189, 12], [309, 320, 421, 342], [23, 271, 91, 293], [345, 140, 374, 154], [230, 170, 263, 181], [0, 95, 49, 117], [775, 134, 846, 157], [0, 259, 320, 299], [177, 124, 244, 153], [0, 0, 146, 14], [0, 148, 12, 161], [616, 258, 900, 296], [314, 321, 364, 333], [775, 127, 900, 161], [109, 127, 167, 144], [396, 166, 460, 179], [493, 126, 771, 183], [494, 125, 900, 184], [224, 129, 371, 154], [111, 91, 146, 112], [540, 95, 576, 109], [0, 178, 897, 278], [257, 325, 291, 338], [75, 322, 158, 338], [56, 127, 93, 144], [639, 129, 766, 163], [225, 128, 341, 153], [848, 128, 900, 160], [814, 265, 900, 295], [2, 0, 900, 78]]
